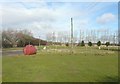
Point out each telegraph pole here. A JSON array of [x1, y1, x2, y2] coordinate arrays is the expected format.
[[71, 18, 73, 52], [113, 33, 116, 45]]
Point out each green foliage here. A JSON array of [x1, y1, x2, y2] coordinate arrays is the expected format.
[[88, 42, 92, 47], [97, 41, 101, 46], [66, 43, 69, 46], [2, 41, 13, 48], [77, 40, 85, 46], [17, 40, 25, 47], [105, 42, 110, 47], [81, 40, 85, 46]]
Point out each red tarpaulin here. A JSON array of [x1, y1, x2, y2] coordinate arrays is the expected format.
[[23, 45, 37, 55]]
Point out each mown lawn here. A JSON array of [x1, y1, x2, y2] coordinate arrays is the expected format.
[[2, 46, 118, 82]]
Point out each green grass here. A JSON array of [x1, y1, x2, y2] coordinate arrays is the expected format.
[[2, 46, 118, 82]]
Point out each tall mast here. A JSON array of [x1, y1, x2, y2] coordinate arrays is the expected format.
[[71, 18, 73, 49]]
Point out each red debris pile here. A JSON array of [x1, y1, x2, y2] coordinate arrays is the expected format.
[[23, 45, 37, 55]]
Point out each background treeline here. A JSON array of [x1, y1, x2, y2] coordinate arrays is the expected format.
[[2, 29, 119, 48], [2, 29, 47, 48]]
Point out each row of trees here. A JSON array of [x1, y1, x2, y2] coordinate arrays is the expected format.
[[2, 29, 47, 48], [65, 40, 110, 50], [1, 29, 117, 48], [46, 29, 118, 45]]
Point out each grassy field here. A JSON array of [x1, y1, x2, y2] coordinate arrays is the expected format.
[[2, 46, 118, 82]]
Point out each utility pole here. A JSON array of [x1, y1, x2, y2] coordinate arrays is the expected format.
[[113, 33, 116, 45], [71, 18, 73, 52]]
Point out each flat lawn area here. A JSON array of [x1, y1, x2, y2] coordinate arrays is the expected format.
[[2, 46, 118, 82]]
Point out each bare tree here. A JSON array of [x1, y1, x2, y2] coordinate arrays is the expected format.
[[46, 32, 53, 42], [2, 29, 19, 47]]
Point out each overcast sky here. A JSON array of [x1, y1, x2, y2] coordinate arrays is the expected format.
[[0, 0, 118, 40]]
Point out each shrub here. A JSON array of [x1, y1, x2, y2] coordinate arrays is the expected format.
[[97, 41, 101, 49], [81, 40, 85, 46], [105, 42, 110, 50], [105, 42, 110, 47], [97, 41, 101, 46], [88, 42, 92, 47], [66, 43, 69, 46]]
